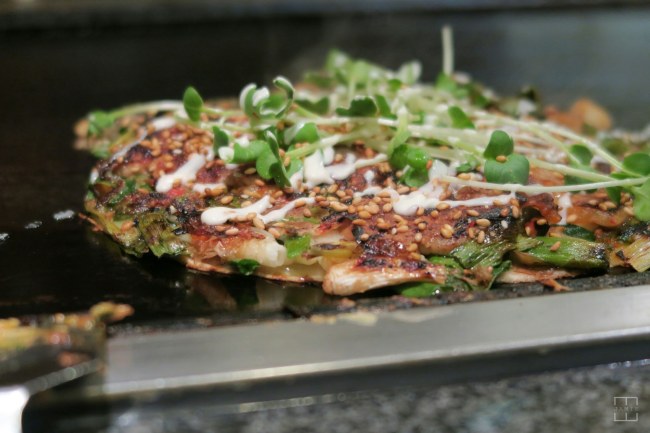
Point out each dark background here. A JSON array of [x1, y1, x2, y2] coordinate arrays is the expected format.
[[1, 2, 650, 432]]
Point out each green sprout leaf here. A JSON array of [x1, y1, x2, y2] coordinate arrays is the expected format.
[[269, 76, 294, 118], [456, 156, 480, 173], [286, 158, 303, 178], [303, 72, 336, 89], [387, 78, 403, 92], [335, 96, 378, 117], [296, 96, 330, 115], [239, 84, 258, 117], [396, 61, 421, 85], [601, 137, 628, 156], [231, 140, 268, 163], [285, 122, 319, 145], [435, 73, 468, 99], [230, 259, 260, 275], [265, 130, 291, 187], [389, 144, 409, 170], [606, 186, 622, 205], [467, 83, 491, 108], [632, 179, 650, 221], [87, 111, 116, 136], [606, 172, 631, 205], [389, 143, 429, 187], [402, 166, 429, 187], [285, 235, 311, 258], [183, 86, 204, 122], [482, 130, 528, 185], [448, 106, 475, 129], [255, 148, 277, 180], [255, 130, 293, 186], [483, 130, 514, 159], [390, 144, 428, 173], [239, 77, 294, 121], [569, 144, 593, 166], [375, 94, 396, 119], [325, 49, 351, 76], [406, 147, 429, 170], [484, 154, 530, 185], [623, 152, 650, 176], [212, 126, 229, 152]]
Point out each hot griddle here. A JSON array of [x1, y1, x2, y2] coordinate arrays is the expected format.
[[2, 5, 650, 432]]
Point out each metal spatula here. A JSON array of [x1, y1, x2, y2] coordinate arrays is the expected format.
[[0, 343, 102, 433], [0, 303, 131, 433]]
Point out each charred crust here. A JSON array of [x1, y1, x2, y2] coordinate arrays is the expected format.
[[358, 256, 391, 268], [593, 244, 607, 262], [361, 236, 402, 257], [401, 259, 429, 271], [352, 224, 365, 241]]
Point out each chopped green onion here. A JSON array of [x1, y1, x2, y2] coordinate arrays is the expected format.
[[285, 235, 311, 258], [230, 259, 260, 275]]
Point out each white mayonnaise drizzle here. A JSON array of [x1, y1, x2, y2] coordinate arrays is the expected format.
[[236, 135, 251, 148], [89, 169, 99, 184], [363, 170, 375, 184], [355, 160, 514, 217], [110, 131, 146, 162], [356, 183, 515, 217], [150, 116, 177, 131], [259, 197, 316, 223], [201, 196, 316, 226], [202, 195, 272, 225], [557, 193, 573, 225], [304, 150, 334, 187], [290, 168, 304, 190], [218, 148, 233, 161], [322, 147, 335, 165], [156, 147, 214, 193], [327, 154, 387, 180]]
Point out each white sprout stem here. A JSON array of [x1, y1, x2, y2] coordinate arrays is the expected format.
[[202, 107, 243, 118], [509, 133, 556, 148], [223, 105, 620, 188], [441, 26, 454, 76], [441, 175, 647, 194], [287, 112, 616, 185], [293, 105, 321, 119], [286, 114, 353, 126], [529, 158, 613, 182], [484, 115, 573, 156], [111, 101, 183, 118], [199, 120, 249, 133], [287, 132, 362, 159], [482, 112, 623, 170], [541, 121, 624, 170]]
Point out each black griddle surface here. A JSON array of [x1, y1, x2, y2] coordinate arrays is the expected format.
[[2, 8, 650, 329]]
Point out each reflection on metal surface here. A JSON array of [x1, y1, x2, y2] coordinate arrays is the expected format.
[[98, 285, 650, 397], [0, 386, 29, 433]]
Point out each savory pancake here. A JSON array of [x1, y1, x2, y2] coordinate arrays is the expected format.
[[77, 50, 650, 296]]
